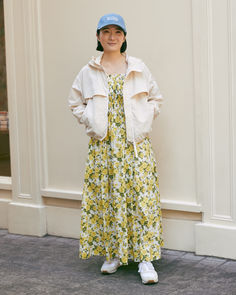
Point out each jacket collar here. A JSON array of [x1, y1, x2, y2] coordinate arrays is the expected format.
[[88, 51, 144, 76]]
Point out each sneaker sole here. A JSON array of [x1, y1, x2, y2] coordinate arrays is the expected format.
[[101, 263, 122, 274], [101, 268, 118, 274], [142, 278, 158, 284]]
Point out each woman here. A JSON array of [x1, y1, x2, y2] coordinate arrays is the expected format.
[[68, 13, 164, 284]]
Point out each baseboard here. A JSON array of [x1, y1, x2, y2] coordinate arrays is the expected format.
[[0, 198, 10, 228], [46, 206, 81, 239], [162, 218, 199, 251], [195, 222, 236, 260], [8, 202, 47, 237]]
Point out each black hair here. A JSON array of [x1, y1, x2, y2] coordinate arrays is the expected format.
[[96, 27, 127, 53]]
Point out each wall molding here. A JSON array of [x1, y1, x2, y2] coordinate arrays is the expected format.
[[41, 187, 202, 213], [4, 0, 46, 204], [192, 0, 236, 226], [0, 177, 11, 190], [3, 0, 46, 235]]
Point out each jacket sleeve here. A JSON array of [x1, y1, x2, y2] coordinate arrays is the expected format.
[[68, 71, 87, 125], [143, 63, 164, 120]]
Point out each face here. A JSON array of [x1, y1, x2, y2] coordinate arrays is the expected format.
[[96, 25, 126, 53]]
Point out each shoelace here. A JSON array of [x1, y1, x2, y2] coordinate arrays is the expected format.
[[138, 261, 155, 273]]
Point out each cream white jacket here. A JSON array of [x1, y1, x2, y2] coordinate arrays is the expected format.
[[68, 51, 164, 158]]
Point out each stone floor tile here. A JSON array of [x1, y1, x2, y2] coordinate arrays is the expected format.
[[0, 231, 235, 295]]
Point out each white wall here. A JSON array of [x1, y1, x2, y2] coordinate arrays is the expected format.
[[0, 0, 235, 259], [39, 0, 199, 209]]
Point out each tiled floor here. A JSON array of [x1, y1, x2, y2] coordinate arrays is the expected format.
[[0, 229, 235, 295]]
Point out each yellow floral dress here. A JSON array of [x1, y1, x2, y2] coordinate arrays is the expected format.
[[79, 73, 164, 266]]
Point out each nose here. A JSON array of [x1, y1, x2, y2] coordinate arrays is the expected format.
[[109, 32, 115, 40]]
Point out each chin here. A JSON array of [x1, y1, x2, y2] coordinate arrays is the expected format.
[[106, 47, 120, 52]]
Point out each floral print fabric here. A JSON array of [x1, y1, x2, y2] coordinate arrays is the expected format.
[[79, 73, 164, 265]]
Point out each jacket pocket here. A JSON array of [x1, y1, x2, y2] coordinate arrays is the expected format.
[[131, 92, 155, 139], [80, 98, 92, 127], [81, 95, 108, 139]]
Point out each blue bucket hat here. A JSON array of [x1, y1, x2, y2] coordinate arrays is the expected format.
[[97, 13, 127, 34]]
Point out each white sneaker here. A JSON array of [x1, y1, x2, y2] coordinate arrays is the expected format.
[[138, 261, 158, 284], [101, 257, 122, 274]]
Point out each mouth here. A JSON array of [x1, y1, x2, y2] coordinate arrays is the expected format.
[[108, 43, 116, 45]]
